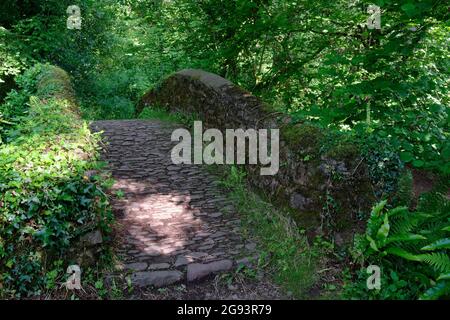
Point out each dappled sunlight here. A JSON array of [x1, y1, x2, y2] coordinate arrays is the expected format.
[[2, 0, 448, 301], [92, 119, 254, 289]]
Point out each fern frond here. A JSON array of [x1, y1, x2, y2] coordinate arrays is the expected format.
[[366, 200, 388, 237], [419, 281, 450, 300], [387, 206, 409, 217], [419, 253, 450, 273], [372, 200, 387, 216], [437, 273, 450, 281], [386, 233, 427, 245], [421, 238, 450, 251], [390, 214, 421, 235], [385, 247, 423, 262]]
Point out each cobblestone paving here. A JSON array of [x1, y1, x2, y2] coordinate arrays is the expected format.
[[91, 120, 259, 289]]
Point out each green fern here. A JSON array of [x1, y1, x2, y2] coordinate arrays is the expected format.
[[420, 281, 450, 300], [437, 273, 450, 281], [418, 253, 450, 274], [355, 190, 450, 299], [389, 210, 421, 235], [385, 233, 426, 245], [421, 238, 450, 251], [385, 247, 423, 261]]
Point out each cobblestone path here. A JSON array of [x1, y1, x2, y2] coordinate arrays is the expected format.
[[91, 120, 261, 291]]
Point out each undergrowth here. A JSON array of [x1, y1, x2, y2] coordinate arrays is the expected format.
[[343, 183, 450, 300], [217, 165, 335, 299], [138, 106, 199, 127], [0, 64, 114, 298]]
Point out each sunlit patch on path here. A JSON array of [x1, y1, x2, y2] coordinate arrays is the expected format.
[[91, 120, 259, 289]]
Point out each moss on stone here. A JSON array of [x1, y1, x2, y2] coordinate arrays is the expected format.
[[325, 141, 360, 162], [281, 123, 325, 156], [292, 210, 321, 231], [260, 101, 282, 115], [35, 65, 77, 106]]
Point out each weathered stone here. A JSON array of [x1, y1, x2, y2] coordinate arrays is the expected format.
[[131, 271, 183, 288], [186, 252, 208, 259], [209, 212, 223, 218], [289, 193, 312, 211], [80, 230, 103, 246], [75, 248, 96, 267], [211, 231, 226, 238], [197, 244, 214, 251], [174, 255, 192, 267], [125, 262, 148, 271], [91, 120, 260, 290], [148, 263, 170, 270], [187, 260, 233, 282], [236, 255, 259, 268]]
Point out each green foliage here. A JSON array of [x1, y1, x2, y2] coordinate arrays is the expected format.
[[0, 0, 136, 119], [354, 127, 405, 198], [152, 0, 448, 174], [395, 169, 413, 207], [281, 123, 324, 157], [139, 106, 183, 123], [346, 192, 450, 300], [1, 0, 448, 300], [218, 165, 331, 298], [0, 64, 112, 297], [5, 0, 447, 174], [0, 27, 28, 101], [68, 1, 192, 120]]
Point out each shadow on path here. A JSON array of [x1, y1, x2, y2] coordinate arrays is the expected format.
[[91, 120, 262, 292]]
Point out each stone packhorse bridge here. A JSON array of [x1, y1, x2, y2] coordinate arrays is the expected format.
[[137, 69, 374, 229]]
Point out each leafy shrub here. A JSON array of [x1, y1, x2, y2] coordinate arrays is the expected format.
[[0, 64, 113, 297], [138, 106, 195, 124], [218, 166, 322, 298], [345, 193, 450, 300], [351, 126, 405, 199], [0, 27, 29, 102]]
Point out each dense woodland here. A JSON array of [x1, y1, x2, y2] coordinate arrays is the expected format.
[[0, 0, 449, 299]]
